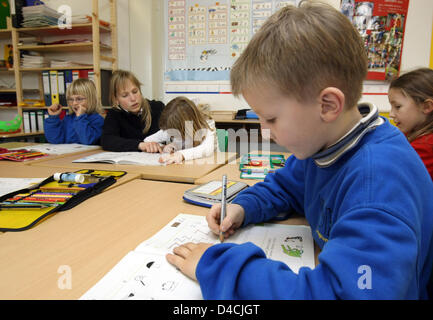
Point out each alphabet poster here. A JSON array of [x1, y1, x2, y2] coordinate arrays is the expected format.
[[164, 0, 302, 81], [341, 0, 410, 81]]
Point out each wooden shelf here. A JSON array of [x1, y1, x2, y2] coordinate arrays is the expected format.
[[17, 23, 111, 37], [0, 28, 12, 40], [0, 88, 40, 93], [0, 131, 44, 139], [20, 66, 112, 72], [0, 0, 118, 141], [18, 42, 112, 53]]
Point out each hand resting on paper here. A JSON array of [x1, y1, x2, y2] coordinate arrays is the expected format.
[[166, 242, 213, 281], [159, 152, 184, 164], [138, 141, 163, 153]]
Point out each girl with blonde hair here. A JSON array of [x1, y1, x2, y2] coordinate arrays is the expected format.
[[44, 78, 104, 145], [144, 96, 217, 164], [101, 70, 165, 152]]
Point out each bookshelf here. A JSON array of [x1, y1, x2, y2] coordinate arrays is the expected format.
[[0, 0, 118, 139]]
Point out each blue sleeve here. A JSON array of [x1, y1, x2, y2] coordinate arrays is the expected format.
[[232, 156, 306, 226], [44, 115, 66, 144], [72, 113, 104, 145], [196, 206, 419, 299]]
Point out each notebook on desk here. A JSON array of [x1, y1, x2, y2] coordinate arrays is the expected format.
[[73, 151, 166, 166], [80, 213, 315, 300]]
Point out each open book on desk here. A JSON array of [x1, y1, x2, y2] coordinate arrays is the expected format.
[[73, 151, 165, 166], [80, 213, 315, 300], [11, 143, 100, 155]]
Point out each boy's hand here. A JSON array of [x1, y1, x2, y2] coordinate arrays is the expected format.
[[162, 143, 176, 154], [139, 141, 163, 153], [207, 203, 245, 240], [47, 103, 63, 116], [159, 152, 184, 164], [166, 242, 213, 281]]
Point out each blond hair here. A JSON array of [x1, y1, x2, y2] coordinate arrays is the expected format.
[[66, 78, 103, 115], [390, 68, 433, 142], [230, 1, 367, 109], [110, 70, 152, 134], [159, 96, 211, 147]]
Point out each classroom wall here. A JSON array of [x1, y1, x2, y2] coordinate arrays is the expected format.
[[129, 0, 433, 112]]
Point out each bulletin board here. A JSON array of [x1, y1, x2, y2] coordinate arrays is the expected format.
[[164, 0, 301, 82], [341, 0, 409, 81]]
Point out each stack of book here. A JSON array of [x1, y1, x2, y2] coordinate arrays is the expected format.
[[50, 60, 92, 69], [21, 52, 49, 68], [22, 4, 61, 28]]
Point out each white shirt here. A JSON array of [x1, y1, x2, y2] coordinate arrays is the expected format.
[[144, 119, 217, 161]]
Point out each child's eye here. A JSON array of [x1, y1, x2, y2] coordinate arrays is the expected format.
[[266, 118, 276, 123]]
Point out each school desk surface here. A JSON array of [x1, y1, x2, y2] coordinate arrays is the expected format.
[[0, 179, 316, 299], [29, 150, 238, 183]]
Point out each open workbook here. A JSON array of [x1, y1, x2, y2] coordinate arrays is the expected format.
[[11, 143, 100, 155], [73, 152, 165, 166], [80, 213, 315, 300]]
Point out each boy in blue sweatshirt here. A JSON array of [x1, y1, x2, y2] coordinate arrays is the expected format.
[[166, 1, 433, 299]]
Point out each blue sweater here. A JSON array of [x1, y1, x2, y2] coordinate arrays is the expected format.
[[196, 120, 433, 299], [44, 113, 104, 145]]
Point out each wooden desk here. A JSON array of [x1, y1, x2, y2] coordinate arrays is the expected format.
[[0, 179, 315, 299], [195, 151, 292, 186], [30, 150, 238, 184], [0, 142, 37, 149]]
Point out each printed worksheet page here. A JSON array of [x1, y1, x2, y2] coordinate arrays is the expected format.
[[81, 213, 315, 300]]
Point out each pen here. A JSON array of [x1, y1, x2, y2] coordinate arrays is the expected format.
[[220, 174, 227, 243], [0, 204, 51, 210]]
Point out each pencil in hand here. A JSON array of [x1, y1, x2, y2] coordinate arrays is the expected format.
[[220, 174, 227, 243]]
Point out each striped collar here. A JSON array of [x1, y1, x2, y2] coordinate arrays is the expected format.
[[312, 103, 384, 168]]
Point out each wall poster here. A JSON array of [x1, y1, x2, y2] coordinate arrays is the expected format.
[[165, 0, 301, 82], [341, 0, 410, 81]]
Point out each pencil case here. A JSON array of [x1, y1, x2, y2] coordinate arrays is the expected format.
[[0, 169, 126, 232]]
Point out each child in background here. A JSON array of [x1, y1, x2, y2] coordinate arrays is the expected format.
[[166, 2, 433, 299], [101, 70, 164, 152], [144, 96, 217, 164], [388, 67, 433, 180], [44, 78, 104, 145]]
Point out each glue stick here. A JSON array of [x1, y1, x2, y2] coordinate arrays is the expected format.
[[54, 172, 99, 184]]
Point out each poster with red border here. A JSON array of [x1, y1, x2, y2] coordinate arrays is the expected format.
[[341, 0, 409, 81]]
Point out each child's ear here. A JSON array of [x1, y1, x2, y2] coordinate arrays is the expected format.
[[319, 87, 345, 122], [422, 99, 433, 114]]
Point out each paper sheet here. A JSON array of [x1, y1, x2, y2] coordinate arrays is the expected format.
[[11, 143, 100, 155], [0, 178, 45, 197], [81, 213, 315, 300]]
